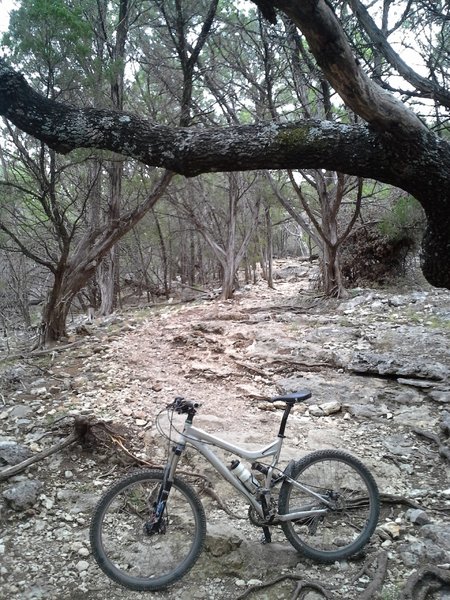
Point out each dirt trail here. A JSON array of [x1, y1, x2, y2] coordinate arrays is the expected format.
[[1, 264, 450, 599]]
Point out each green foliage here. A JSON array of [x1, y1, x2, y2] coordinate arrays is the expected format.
[[340, 185, 425, 287], [378, 196, 425, 243], [3, 0, 92, 92], [340, 225, 415, 286]]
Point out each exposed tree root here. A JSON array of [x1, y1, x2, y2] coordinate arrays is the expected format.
[[379, 492, 424, 510], [108, 435, 160, 467], [0, 415, 135, 480], [379, 491, 450, 514], [233, 360, 271, 378], [413, 427, 450, 462], [400, 566, 450, 600], [235, 574, 336, 599], [198, 483, 247, 519], [352, 551, 388, 600], [263, 357, 332, 372], [234, 555, 449, 600], [0, 415, 98, 481], [292, 579, 335, 599]]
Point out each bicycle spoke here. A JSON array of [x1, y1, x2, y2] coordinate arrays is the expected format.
[[90, 470, 206, 591], [279, 450, 379, 562]]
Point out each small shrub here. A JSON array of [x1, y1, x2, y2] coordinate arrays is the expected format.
[[340, 196, 425, 286]]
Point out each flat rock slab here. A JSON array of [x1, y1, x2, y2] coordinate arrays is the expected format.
[[0, 441, 33, 466], [2, 479, 43, 511]]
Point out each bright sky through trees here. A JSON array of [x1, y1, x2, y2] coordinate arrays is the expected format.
[[0, 1, 14, 33]]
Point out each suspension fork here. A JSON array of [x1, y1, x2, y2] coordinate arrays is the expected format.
[[146, 440, 186, 533]]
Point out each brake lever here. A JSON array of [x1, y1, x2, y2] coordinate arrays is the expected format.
[[167, 397, 201, 414], [167, 396, 185, 412]]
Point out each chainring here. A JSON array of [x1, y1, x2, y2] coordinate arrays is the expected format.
[[248, 505, 279, 527]]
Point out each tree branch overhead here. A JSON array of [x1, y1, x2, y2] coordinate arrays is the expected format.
[[1, 0, 450, 290]]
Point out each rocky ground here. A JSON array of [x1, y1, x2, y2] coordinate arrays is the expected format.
[[1, 261, 450, 600]]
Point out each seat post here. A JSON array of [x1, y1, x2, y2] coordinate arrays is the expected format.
[[278, 402, 294, 438]]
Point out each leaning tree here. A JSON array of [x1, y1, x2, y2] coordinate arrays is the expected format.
[[0, 0, 449, 289]]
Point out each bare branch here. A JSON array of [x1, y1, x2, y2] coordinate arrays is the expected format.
[[348, 0, 450, 108], [269, 0, 426, 135]]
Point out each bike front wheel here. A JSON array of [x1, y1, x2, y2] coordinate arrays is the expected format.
[[90, 469, 206, 591], [278, 450, 379, 562]]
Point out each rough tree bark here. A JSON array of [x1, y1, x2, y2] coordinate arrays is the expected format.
[[0, 0, 449, 287], [40, 172, 172, 342]]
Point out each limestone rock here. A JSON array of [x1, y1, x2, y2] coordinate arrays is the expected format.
[[319, 400, 341, 415], [349, 352, 448, 381], [308, 404, 324, 417], [204, 524, 243, 557], [428, 390, 450, 404], [3, 480, 43, 511], [406, 508, 432, 526], [0, 441, 33, 466]]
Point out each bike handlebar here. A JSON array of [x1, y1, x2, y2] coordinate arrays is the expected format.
[[169, 397, 200, 415]]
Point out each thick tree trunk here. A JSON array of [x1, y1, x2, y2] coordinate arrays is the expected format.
[[41, 252, 117, 344], [320, 190, 347, 298], [98, 252, 116, 315], [99, 161, 123, 314], [269, 0, 426, 136], [37, 172, 172, 344], [221, 182, 238, 300], [41, 274, 72, 343], [321, 244, 346, 298], [221, 263, 236, 300], [421, 209, 450, 289]]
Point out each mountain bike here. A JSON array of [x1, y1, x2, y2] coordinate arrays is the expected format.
[[90, 390, 380, 592]]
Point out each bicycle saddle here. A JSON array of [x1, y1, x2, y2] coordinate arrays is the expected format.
[[269, 390, 312, 404]]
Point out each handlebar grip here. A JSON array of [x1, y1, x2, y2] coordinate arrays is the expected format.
[[168, 397, 200, 414]]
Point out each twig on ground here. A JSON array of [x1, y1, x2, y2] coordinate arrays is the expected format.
[[108, 435, 160, 467], [198, 484, 246, 519], [97, 465, 118, 478]]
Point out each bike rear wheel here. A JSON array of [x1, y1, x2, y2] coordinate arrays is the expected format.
[[90, 469, 206, 591], [278, 450, 379, 562]]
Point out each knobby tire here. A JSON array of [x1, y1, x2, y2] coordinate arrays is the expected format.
[[90, 469, 206, 591], [278, 449, 380, 562]]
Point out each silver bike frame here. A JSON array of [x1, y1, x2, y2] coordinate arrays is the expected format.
[[166, 417, 328, 521]]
